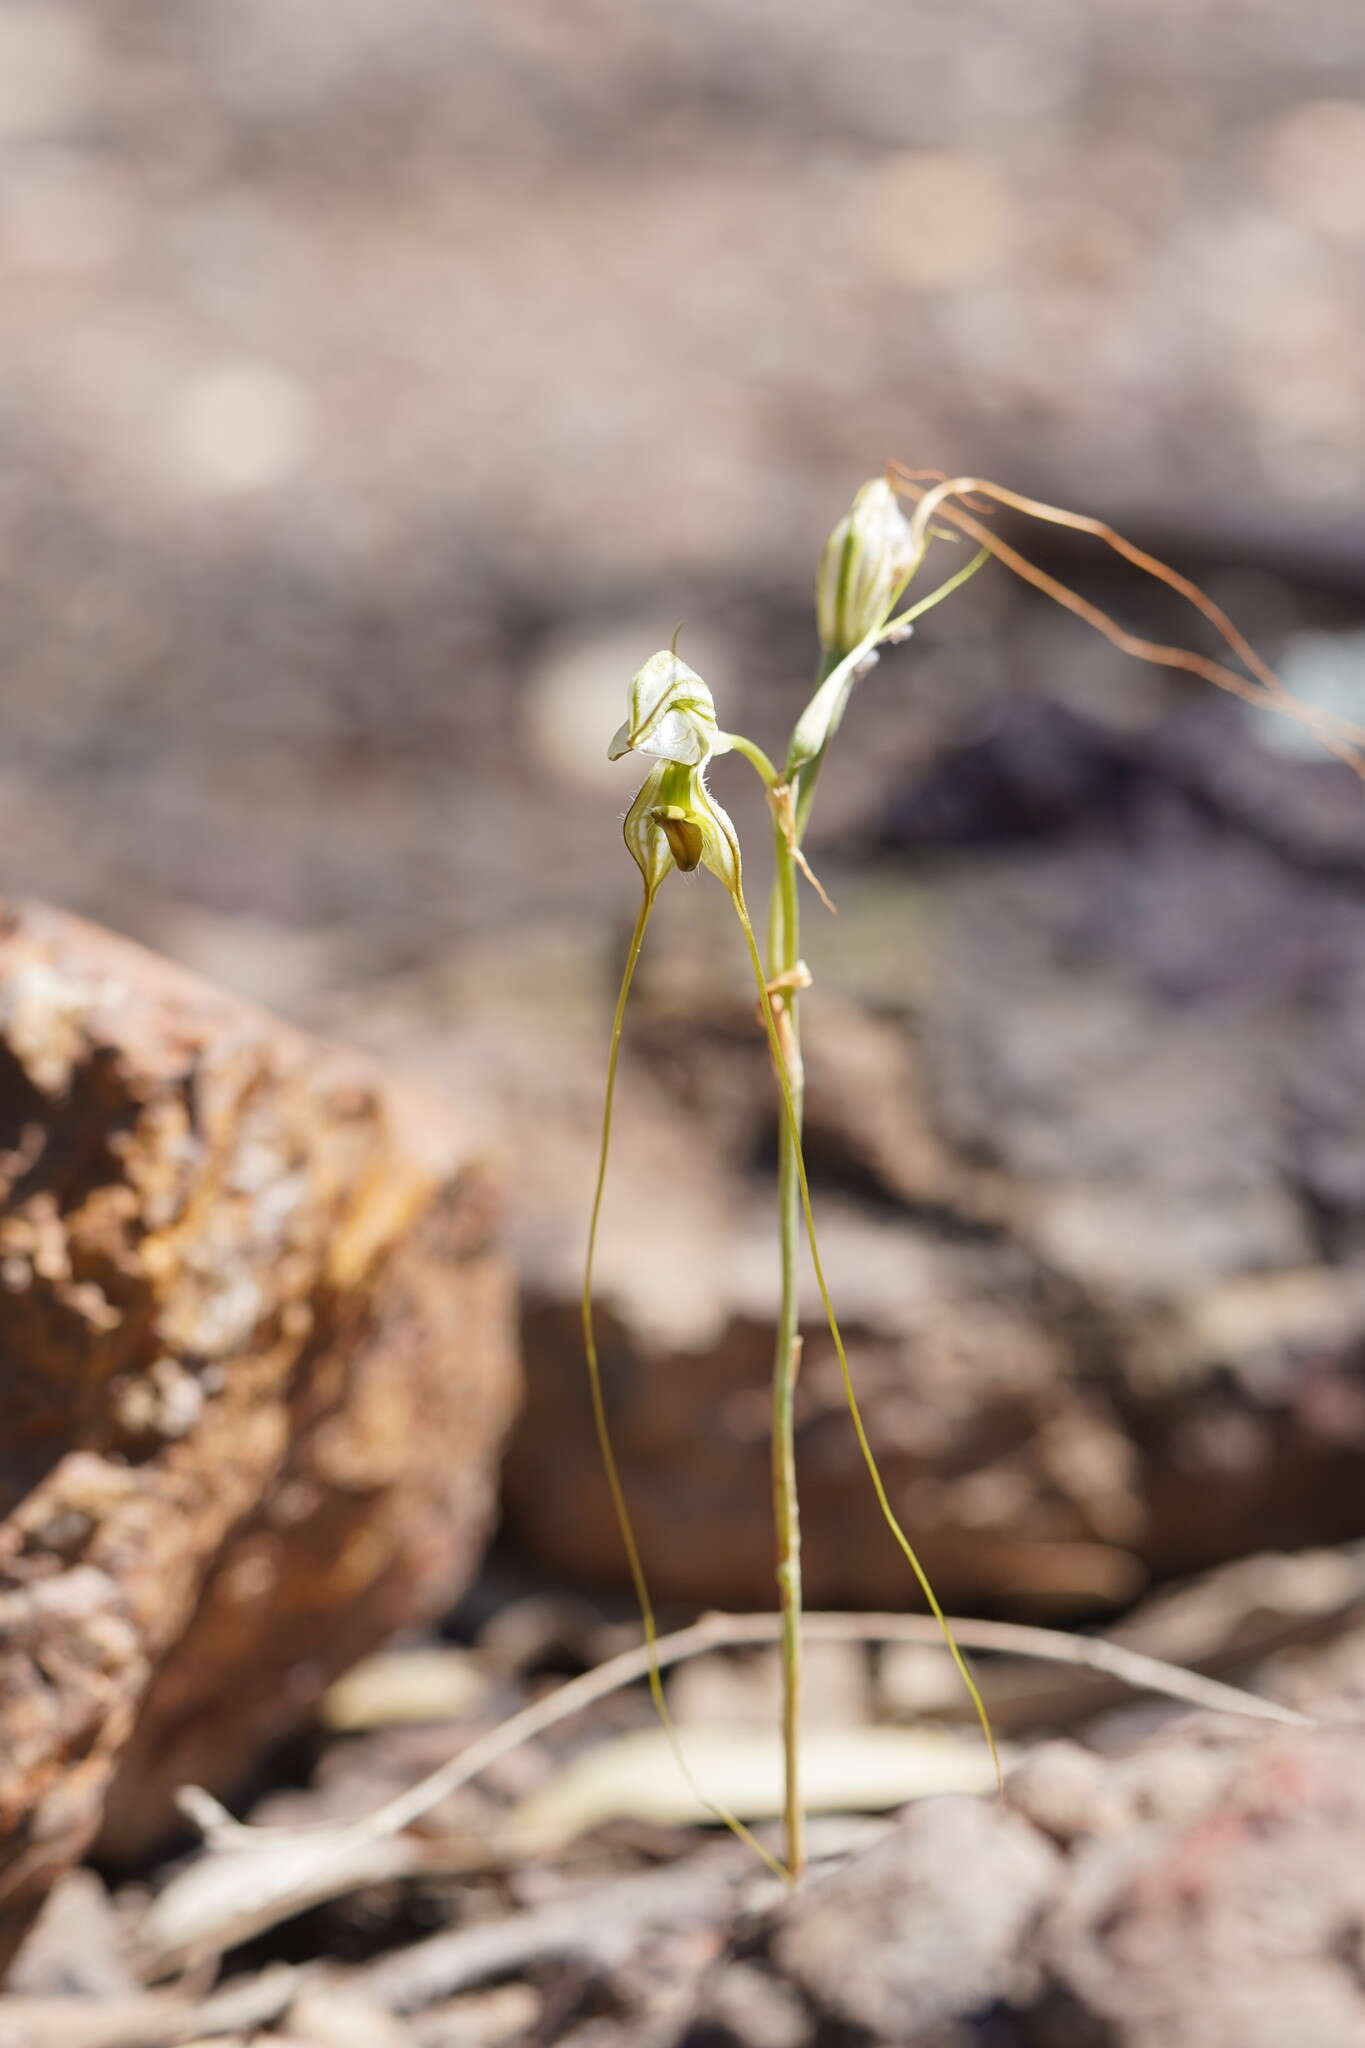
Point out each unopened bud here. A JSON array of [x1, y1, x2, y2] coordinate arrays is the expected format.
[[815, 478, 917, 661]]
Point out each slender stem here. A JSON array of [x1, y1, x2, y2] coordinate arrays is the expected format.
[[791, 734, 832, 845], [765, 649, 842, 1882], [769, 809, 806, 1879], [722, 730, 780, 786]]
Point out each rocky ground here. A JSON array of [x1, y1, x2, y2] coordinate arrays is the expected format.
[[7, 1545, 1365, 2047]]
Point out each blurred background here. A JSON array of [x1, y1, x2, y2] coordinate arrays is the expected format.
[[5, 0, 1365, 1617]]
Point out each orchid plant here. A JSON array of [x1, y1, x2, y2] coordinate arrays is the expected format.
[[150, 476, 1363, 1966], [584, 468, 1365, 1883]]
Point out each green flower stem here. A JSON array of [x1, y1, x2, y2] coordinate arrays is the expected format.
[[762, 643, 849, 1880], [769, 805, 806, 1880], [726, 734, 807, 1879], [722, 730, 780, 787], [760, 643, 841, 1881]]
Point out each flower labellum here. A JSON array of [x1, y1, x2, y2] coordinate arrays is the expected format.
[[653, 805, 704, 872]]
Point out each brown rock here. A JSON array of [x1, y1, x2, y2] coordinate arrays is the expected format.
[[766, 1796, 1061, 2039], [670, 1796, 1060, 2048], [0, 901, 519, 1966], [1032, 1723, 1365, 2048]]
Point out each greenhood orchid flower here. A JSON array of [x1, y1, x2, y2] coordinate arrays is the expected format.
[[613, 651, 741, 899]]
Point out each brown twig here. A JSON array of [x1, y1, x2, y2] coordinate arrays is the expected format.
[[889, 469, 1365, 777]]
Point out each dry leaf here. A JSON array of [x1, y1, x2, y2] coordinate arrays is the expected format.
[[502, 1724, 1004, 1850], [323, 1649, 490, 1731]]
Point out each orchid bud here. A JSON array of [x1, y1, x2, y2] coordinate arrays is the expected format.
[[608, 650, 732, 767], [815, 478, 917, 662]]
